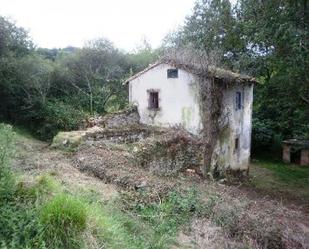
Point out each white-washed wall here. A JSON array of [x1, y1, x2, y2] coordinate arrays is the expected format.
[[129, 63, 253, 173], [211, 84, 254, 172], [129, 63, 202, 134]]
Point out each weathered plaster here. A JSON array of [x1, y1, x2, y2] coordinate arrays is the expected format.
[[129, 63, 202, 134], [128, 63, 254, 174], [210, 84, 253, 173]]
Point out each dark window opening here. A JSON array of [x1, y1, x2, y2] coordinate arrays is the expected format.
[[234, 137, 239, 153], [214, 77, 223, 84], [167, 69, 178, 78], [291, 149, 301, 164], [236, 91, 242, 110], [148, 91, 159, 109]]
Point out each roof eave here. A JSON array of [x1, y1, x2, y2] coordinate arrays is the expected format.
[[122, 59, 258, 85]]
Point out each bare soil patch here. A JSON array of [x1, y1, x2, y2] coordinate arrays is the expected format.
[[13, 134, 118, 201]]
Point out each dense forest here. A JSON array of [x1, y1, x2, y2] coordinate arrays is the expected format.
[[0, 0, 308, 155]]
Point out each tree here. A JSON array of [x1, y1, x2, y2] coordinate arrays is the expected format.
[[126, 38, 159, 73], [236, 0, 309, 140], [0, 16, 34, 120], [163, 0, 308, 151], [0, 17, 33, 57], [63, 38, 127, 114], [165, 0, 245, 68]]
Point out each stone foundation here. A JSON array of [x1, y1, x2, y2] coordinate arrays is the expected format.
[[52, 106, 253, 180], [86, 126, 154, 143]]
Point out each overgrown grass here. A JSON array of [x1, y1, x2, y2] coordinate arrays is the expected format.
[[40, 194, 87, 249], [250, 158, 309, 201], [0, 123, 205, 249], [76, 188, 205, 249], [116, 188, 204, 248], [0, 123, 293, 248], [0, 124, 15, 201]]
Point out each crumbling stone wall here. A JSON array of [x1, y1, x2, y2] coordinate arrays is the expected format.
[[86, 126, 165, 144], [81, 105, 140, 129], [132, 129, 203, 176]]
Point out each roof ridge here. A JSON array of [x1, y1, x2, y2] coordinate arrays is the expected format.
[[123, 60, 257, 85]]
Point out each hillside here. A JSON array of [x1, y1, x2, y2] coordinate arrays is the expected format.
[[0, 125, 307, 248]]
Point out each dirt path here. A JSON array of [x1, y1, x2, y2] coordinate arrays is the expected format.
[[13, 135, 118, 201], [12, 135, 309, 249]]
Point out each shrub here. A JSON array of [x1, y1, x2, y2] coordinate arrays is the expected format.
[[16, 174, 62, 200], [0, 124, 15, 201], [39, 193, 87, 248], [0, 201, 43, 249], [37, 100, 87, 140], [252, 117, 273, 150]]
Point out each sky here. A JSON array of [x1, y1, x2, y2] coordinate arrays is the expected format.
[[0, 0, 196, 51]]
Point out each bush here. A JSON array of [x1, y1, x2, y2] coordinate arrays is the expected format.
[[39, 193, 87, 248], [252, 117, 273, 150], [0, 124, 43, 248], [0, 124, 15, 201], [0, 201, 43, 248], [37, 100, 87, 140]]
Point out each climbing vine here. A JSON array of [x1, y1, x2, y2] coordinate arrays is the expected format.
[[161, 48, 255, 178], [198, 76, 225, 175]]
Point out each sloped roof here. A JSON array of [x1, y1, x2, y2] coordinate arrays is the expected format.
[[123, 62, 162, 85], [123, 60, 257, 85], [283, 139, 309, 149]]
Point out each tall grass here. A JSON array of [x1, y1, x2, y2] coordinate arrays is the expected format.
[[40, 194, 87, 249], [0, 124, 15, 201], [0, 124, 42, 248], [0, 123, 202, 248], [0, 124, 88, 248], [0, 123, 289, 248]]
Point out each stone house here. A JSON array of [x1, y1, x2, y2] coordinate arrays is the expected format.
[[123, 60, 256, 176]]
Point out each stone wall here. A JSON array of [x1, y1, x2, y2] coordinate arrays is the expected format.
[[86, 126, 166, 144], [52, 123, 167, 150], [132, 129, 203, 176], [81, 105, 140, 129]]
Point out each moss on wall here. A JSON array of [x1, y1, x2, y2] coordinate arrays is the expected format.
[[181, 107, 193, 129]]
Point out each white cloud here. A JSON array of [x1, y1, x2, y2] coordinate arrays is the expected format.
[[0, 0, 195, 51]]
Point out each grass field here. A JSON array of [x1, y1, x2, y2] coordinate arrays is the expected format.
[[249, 157, 309, 203]]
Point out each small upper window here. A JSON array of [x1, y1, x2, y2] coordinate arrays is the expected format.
[[234, 137, 240, 153], [214, 78, 223, 84], [148, 91, 159, 109], [167, 69, 178, 78], [236, 91, 242, 110]]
